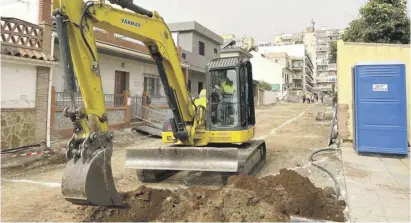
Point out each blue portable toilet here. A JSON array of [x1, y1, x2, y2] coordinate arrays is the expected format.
[[353, 61, 408, 155]]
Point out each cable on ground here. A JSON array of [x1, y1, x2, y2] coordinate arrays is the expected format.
[[310, 102, 341, 198], [309, 147, 341, 198], [1, 143, 43, 155]]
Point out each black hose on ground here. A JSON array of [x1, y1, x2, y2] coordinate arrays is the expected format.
[[309, 147, 341, 198], [1, 143, 43, 154]]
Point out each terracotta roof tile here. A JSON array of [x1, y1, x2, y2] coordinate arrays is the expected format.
[[1, 45, 54, 61]]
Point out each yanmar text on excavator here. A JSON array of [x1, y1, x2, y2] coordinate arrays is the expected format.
[[53, 0, 266, 207]]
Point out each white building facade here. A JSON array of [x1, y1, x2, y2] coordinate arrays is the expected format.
[[257, 44, 314, 92], [250, 51, 292, 95]]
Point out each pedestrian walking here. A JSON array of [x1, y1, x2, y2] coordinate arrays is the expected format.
[[302, 94, 306, 103]]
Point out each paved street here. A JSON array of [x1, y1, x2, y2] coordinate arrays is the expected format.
[[342, 146, 410, 222]]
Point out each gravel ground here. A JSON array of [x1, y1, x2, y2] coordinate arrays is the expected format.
[[1, 102, 347, 222]]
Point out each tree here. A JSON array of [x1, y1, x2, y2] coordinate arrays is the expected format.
[[328, 41, 337, 63], [342, 0, 410, 44], [257, 80, 272, 91]]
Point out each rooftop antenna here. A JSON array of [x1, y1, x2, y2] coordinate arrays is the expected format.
[[311, 19, 315, 31]]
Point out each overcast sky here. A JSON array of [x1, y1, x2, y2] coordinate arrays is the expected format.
[[1, 0, 403, 42]]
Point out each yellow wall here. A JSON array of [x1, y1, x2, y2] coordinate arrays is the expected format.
[[337, 41, 410, 142]]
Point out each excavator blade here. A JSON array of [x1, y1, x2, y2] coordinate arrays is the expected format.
[[61, 147, 123, 207], [125, 140, 266, 183], [125, 145, 239, 172]]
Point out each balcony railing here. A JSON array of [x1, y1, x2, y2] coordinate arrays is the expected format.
[[55, 92, 125, 109], [293, 74, 303, 79], [316, 76, 337, 83], [317, 61, 329, 66], [317, 47, 328, 52], [1, 17, 43, 50], [305, 72, 314, 81], [305, 78, 314, 87], [292, 63, 303, 69], [328, 63, 337, 70], [305, 62, 314, 76]]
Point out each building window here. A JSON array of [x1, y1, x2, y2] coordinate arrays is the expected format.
[[144, 75, 161, 96], [182, 53, 186, 59], [187, 80, 191, 92], [214, 48, 217, 54], [199, 41, 205, 56], [198, 82, 203, 94]]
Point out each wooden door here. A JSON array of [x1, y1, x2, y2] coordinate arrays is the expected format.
[[114, 71, 127, 106], [114, 71, 127, 94]]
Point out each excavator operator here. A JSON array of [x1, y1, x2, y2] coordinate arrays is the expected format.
[[219, 75, 236, 125], [221, 77, 236, 94]]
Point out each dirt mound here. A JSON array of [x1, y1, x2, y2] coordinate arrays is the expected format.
[[84, 169, 346, 222], [158, 187, 289, 222], [85, 186, 171, 222], [227, 169, 346, 222]]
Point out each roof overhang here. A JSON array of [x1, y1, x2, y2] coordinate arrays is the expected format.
[[1, 54, 58, 67], [53, 34, 190, 69]]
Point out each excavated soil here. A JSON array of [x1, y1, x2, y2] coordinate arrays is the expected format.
[[84, 169, 346, 222]]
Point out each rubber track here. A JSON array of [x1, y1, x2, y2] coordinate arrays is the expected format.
[[136, 170, 177, 183]]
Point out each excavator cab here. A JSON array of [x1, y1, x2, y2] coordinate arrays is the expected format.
[[127, 57, 265, 182], [207, 57, 256, 130]]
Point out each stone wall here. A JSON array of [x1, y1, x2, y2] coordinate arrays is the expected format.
[[107, 110, 126, 124], [1, 66, 51, 150], [1, 109, 36, 150]]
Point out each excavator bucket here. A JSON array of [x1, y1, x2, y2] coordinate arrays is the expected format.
[[125, 145, 239, 172], [61, 147, 123, 206]]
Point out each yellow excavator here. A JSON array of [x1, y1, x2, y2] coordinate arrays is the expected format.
[[53, 0, 266, 207]]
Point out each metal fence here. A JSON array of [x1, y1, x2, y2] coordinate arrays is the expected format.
[[55, 92, 125, 109], [130, 95, 167, 128], [149, 96, 168, 108], [130, 95, 143, 120]]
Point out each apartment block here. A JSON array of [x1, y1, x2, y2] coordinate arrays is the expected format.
[[315, 27, 343, 93], [316, 63, 337, 92], [316, 27, 343, 76], [302, 27, 317, 78], [269, 25, 344, 93]]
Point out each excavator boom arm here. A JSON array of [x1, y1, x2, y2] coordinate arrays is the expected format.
[[53, 0, 194, 142], [52, 0, 196, 206]]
